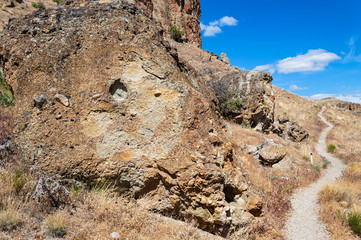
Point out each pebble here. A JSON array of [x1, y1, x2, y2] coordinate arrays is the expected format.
[[110, 232, 120, 239]]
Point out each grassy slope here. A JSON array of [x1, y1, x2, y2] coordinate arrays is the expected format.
[[315, 99, 361, 239]]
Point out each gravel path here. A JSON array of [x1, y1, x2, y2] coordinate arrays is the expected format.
[[284, 106, 346, 240]]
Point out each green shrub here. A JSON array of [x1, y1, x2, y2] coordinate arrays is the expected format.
[[217, 89, 242, 117], [311, 163, 320, 172], [348, 210, 361, 236], [31, 2, 46, 9], [327, 144, 336, 153], [220, 98, 242, 112], [322, 158, 330, 168], [11, 170, 27, 194], [170, 25, 183, 42], [241, 119, 250, 129], [0, 68, 15, 106], [52, 0, 62, 3]]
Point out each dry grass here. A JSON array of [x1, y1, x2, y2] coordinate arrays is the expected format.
[[273, 87, 324, 141], [0, 206, 22, 232], [318, 163, 361, 239], [323, 106, 361, 164], [0, 168, 223, 240], [46, 211, 69, 237]]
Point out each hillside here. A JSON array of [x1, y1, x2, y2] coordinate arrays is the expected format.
[[0, 0, 361, 239]]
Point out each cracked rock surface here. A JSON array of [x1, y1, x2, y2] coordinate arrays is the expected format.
[[0, 0, 258, 235]]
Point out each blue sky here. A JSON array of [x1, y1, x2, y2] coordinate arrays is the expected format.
[[199, 0, 361, 103]]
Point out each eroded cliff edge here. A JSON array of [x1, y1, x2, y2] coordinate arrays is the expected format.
[[0, 0, 259, 235]]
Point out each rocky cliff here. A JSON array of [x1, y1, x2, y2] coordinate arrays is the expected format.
[[336, 101, 361, 111], [0, 0, 201, 46], [130, 0, 201, 47], [0, 0, 257, 235]]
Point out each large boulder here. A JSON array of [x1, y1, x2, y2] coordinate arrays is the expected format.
[[0, 0, 257, 235], [271, 118, 309, 142], [248, 139, 287, 166], [336, 101, 361, 111], [219, 70, 275, 131], [174, 43, 275, 132]]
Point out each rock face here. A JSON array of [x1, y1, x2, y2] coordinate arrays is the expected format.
[[0, 0, 257, 235], [336, 102, 361, 111], [174, 43, 275, 132], [129, 0, 201, 46], [220, 70, 275, 131], [271, 118, 309, 142], [219, 53, 230, 65]]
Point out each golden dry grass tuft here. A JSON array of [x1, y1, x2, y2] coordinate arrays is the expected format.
[[318, 162, 361, 239], [46, 211, 69, 237], [0, 206, 22, 232]]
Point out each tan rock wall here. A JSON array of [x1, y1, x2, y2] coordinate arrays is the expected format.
[[0, 1, 255, 235]]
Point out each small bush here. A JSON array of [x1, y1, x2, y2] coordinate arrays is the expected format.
[[348, 209, 361, 236], [52, 0, 62, 3], [31, 2, 46, 9], [0, 68, 15, 106], [327, 143, 336, 153], [46, 211, 68, 237], [0, 208, 21, 231], [11, 170, 27, 194], [311, 163, 321, 172], [170, 25, 183, 42], [24, 175, 82, 208], [220, 98, 242, 113], [241, 119, 250, 129], [322, 158, 330, 168], [303, 154, 310, 161]]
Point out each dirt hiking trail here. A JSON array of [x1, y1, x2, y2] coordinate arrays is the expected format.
[[284, 106, 347, 240]]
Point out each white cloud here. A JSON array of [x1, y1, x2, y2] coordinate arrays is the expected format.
[[209, 21, 219, 26], [289, 85, 307, 91], [201, 16, 238, 37], [277, 49, 341, 74], [254, 64, 276, 74], [309, 93, 361, 104], [203, 26, 222, 37], [219, 16, 238, 26], [344, 37, 361, 62], [254, 49, 340, 74]]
